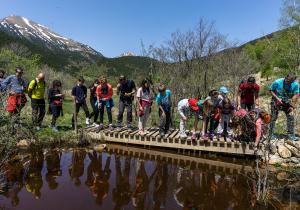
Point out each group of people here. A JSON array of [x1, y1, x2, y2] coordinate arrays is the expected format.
[[0, 66, 299, 147]]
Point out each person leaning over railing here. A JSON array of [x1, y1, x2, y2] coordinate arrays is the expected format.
[[28, 72, 46, 131], [269, 72, 299, 141], [0, 67, 27, 131]]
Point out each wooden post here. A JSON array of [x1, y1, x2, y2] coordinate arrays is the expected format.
[[74, 101, 78, 134]]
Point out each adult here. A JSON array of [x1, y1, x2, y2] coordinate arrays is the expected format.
[[237, 76, 260, 111], [116, 75, 136, 129], [232, 108, 270, 152], [71, 77, 90, 129], [156, 84, 172, 138], [178, 98, 199, 139], [137, 79, 153, 135], [89, 79, 100, 126], [28, 72, 46, 130], [96, 77, 114, 130], [269, 72, 299, 141], [0, 67, 27, 130], [48, 80, 64, 132]]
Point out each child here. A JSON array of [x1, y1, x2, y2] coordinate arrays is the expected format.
[[216, 97, 235, 139], [201, 99, 214, 140], [156, 84, 172, 138], [177, 98, 199, 139], [48, 80, 64, 132], [137, 79, 153, 135]]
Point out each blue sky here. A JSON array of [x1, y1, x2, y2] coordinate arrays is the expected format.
[[0, 0, 282, 57]]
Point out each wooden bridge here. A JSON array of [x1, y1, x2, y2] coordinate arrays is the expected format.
[[83, 126, 261, 156]]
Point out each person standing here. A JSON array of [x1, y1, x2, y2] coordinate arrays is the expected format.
[[28, 73, 46, 130], [96, 77, 114, 130], [178, 98, 199, 139], [269, 72, 299, 141], [237, 76, 260, 111], [71, 77, 90, 129], [0, 67, 27, 130], [216, 98, 235, 140], [89, 79, 100, 126], [137, 79, 153, 135], [156, 84, 172, 138], [48, 80, 64, 132], [116, 75, 136, 129]]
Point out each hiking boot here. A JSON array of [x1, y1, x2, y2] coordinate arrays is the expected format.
[[202, 134, 209, 141], [86, 118, 90, 125], [288, 134, 299, 141]]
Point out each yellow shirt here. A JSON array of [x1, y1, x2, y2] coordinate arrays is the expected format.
[[28, 79, 46, 99]]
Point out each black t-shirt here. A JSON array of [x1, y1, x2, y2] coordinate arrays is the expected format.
[[90, 86, 97, 101], [72, 85, 87, 103], [48, 88, 62, 103], [119, 80, 136, 101]]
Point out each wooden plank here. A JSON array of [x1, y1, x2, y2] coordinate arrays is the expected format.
[[168, 130, 179, 139]]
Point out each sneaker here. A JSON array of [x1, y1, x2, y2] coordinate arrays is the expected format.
[[127, 124, 133, 129], [191, 132, 196, 140], [99, 124, 104, 130], [202, 134, 209, 141], [139, 130, 145, 136], [86, 118, 90, 125], [109, 124, 114, 130], [180, 133, 187, 139], [288, 134, 299, 141], [36, 126, 41, 131], [160, 132, 165, 139], [52, 126, 59, 132], [216, 134, 221, 140], [92, 123, 99, 127]]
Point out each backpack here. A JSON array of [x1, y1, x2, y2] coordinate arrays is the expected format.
[[28, 79, 46, 98]]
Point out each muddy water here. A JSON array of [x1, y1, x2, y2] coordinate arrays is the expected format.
[[0, 147, 297, 210]]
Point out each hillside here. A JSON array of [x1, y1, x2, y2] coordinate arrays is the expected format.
[[0, 15, 152, 79]]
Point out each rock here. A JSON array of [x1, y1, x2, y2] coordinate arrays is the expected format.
[[270, 144, 277, 154], [277, 144, 292, 159], [277, 171, 288, 181], [290, 157, 300, 164], [285, 144, 300, 158], [17, 139, 30, 147], [93, 144, 107, 152], [268, 154, 286, 165], [286, 140, 300, 151], [281, 163, 289, 168]]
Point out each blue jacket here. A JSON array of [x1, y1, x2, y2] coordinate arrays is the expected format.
[[0, 75, 26, 94]]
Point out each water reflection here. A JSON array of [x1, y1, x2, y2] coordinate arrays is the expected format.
[[0, 147, 295, 210]]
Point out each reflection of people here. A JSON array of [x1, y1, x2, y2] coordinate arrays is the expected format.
[[46, 149, 62, 190], [25, 150, 44, 199], [3, 160, 24, 207], [113, 155, 132, 210], [153, 162, 168, 209], [132, 159, 149, 210], [69, 149, 86, 186], [85, 152, 111, 205]]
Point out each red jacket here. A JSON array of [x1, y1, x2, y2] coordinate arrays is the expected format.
[[96, 83, 113, 100]]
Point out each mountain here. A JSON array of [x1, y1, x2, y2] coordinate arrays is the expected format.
[[0, 15, 103, 59]]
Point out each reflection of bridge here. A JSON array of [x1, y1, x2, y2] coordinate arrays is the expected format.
[[106, 143, 255, 174]]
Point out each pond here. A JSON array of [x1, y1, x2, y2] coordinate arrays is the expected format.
[[0, 145, 299, 210]]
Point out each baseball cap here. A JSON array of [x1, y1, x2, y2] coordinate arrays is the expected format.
[[188, 98, 199, 111], [219, 86, 229, 94]]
